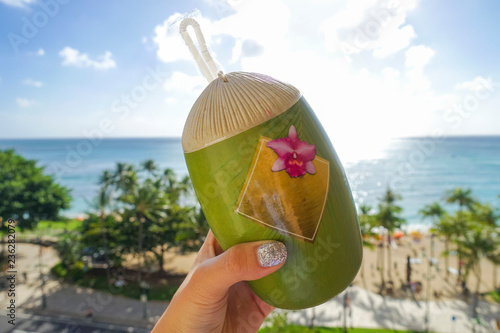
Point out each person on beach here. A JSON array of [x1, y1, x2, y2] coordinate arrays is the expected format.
[[151, 230, 287, 333], [85, 308, 94, 321]]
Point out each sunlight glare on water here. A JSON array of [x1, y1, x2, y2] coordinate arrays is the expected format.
[[333, 135, 392, 166]]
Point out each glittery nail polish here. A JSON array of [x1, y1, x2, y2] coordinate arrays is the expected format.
[[257, 241, 287, 267]]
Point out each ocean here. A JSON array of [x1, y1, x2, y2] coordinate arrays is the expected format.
[[1, 136, 499, 228]]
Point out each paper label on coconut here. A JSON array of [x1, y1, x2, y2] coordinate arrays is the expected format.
[[235, 126, 329, 242]]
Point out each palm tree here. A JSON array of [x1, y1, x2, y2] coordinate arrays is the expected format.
[[434, 213, 460, 277], [171, 206, 209, 254], [142, 159, 158, 177], [98, 169, 113, 188], [419, 202, 446, 270], [149, 204, 190, 275], [87, 187, 113, 284], [160, 169, 191, 203], [454, 222, 500, 332], [419, 202, 445, 332], [358, 205, 375, 281], [445, 187, 475, 219], [445, 188, 476, 281], [472, 202, 499, 227], [359, 205, 375, 246], [420, 203, 445, 225], [92, 170, 115, 284], [379, 188, 405, 268], [472, 202, 499, 289], [376, 187, 405, 286], [114, 163, 137, 194], [120, 179, 168, 282], [147, 169, 194, 274]]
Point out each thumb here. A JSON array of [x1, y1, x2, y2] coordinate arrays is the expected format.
[[192, 240, 287, 298]]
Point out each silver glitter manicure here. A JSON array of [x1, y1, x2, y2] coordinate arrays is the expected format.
[[257, 241, 287, 267]]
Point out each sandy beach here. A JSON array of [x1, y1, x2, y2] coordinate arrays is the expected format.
[[12, 231, 498, 307], [354, 233, 498, 300], [10, 239, 500, 332], [130, 232, 498, 302]]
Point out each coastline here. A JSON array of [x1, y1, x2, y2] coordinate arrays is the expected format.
[[2, 136, 500, 225]]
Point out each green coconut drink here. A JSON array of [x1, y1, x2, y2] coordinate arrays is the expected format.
[[182, 71, 362, 309]]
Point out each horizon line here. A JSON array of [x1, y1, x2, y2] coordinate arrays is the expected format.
[[1, 134, 500, 140]]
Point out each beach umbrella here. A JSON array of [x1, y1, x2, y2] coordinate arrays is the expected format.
[[180, 17, 362, 309], [394, 231, 404, 239]]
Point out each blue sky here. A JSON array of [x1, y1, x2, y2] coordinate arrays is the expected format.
[[1, 0, 499, 152]]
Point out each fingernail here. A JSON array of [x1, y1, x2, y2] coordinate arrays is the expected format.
[[257, 241, 287, 267]]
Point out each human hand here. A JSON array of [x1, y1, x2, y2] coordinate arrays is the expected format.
[[151, 230, 287, 333]]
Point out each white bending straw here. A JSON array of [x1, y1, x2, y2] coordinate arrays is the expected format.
[[179, 17, 219, 83]]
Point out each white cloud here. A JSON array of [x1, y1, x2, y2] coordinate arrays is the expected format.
[[163, 71, 206, 101], [382, 67, 400, 80], [23, 78, 43, 87], [153, 13, 196, 63], [455, 76, 494, 92], [152, 0, 496, 146], [152, 1, 433, 144], [154, 1, 290, 67], [372, 25, 416, 58], [211, 0, 291, 63], [321, 0, 418, 59], [16, 98, 34, 107], [405, 45, 435, 92], [0, 0, 35, 8], [405, 45, 435, 69], [59, 46, 116, 70]]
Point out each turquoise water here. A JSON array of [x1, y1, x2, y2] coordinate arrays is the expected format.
[[1, 136, 499, 226]]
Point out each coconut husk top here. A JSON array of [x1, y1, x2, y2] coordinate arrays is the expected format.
[[182, 71, 301, 153]]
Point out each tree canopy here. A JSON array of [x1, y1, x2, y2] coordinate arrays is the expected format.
[[0, 149, 71, 230]]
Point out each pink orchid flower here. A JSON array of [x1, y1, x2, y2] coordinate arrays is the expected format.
[[266, 125, 317, 178]]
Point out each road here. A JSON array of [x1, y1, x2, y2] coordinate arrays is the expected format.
[[0, 312, 150, 333]]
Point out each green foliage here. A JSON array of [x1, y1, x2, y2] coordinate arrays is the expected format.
[[419, 202, 445, 224], [0, 149, 71, 230], [37, 219, 81, 231], [73, 274, 179, 301], [175, 206, 210, 253], [376, 188, 406, 232], [471, 202, 499, 226], [445, 187, 475, 212], [487, 290, 500, 303], [453, 221, 500, 279], [74, 160, 206, 278], [54, 232, 83, 270], [264, 310, 292, 329], [358, 205, 376, 250], [51, 261, 87, 282], [68, 261, 86, 282], [51, 262, 68, 278], [78, 213, 126, 267], [422, 187, 500, 320], [259, 327, 430, 332]]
